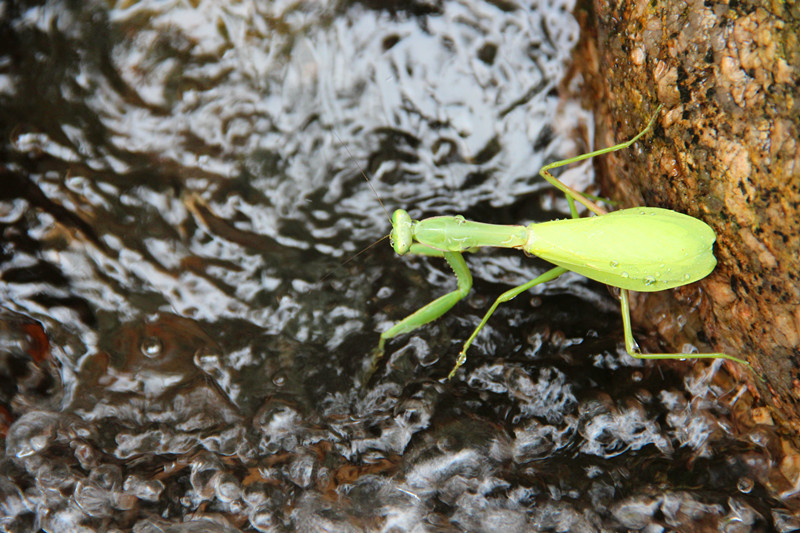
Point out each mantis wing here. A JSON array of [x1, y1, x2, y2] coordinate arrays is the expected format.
[[525, 207, 717, 292]]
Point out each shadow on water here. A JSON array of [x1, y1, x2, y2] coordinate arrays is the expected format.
[[0, 0, 797, 531]]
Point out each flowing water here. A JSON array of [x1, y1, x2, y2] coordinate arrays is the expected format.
[[0, 1, 796, 531]]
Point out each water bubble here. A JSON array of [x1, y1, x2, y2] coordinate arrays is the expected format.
[[242, 481, 273, 508], [285, 454, 316, 489], [737, 477, 754, 493], [621, 272, 630, 278], [40, 506, 95, 532], [376, 286, 393, 299], [194, 348, 221, 372], [73, 442, 100, 471], [140, 336, 163, 358], [454, 215, 466, 224], [89, 464, 122, 491], [123, 475, 165, 502], [6, 411, 58, 458], [643, 277, 656, 286], [612, 497, 659, 529], [399, 336, 436, 367], [36, 461, 72, 490], [610, 260, 619, 268], [0, 198, 28, 223], [629, 336, 641, 353], [190, 454, 224, 500], [250, 505, 278, 532], [214, 472, 242, 503], [74, 480, 113, 518], [115, 491, 138, 511]]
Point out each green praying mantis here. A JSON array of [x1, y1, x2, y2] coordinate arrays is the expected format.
[[365, 104, 749, 379]]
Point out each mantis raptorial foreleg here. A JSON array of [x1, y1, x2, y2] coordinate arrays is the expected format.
[[374, 249, 472, 368]]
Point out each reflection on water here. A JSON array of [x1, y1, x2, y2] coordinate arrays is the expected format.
[[0, 0, 796, 531]]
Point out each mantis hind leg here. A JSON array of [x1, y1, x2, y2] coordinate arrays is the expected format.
[[449, 266, 569, 379], [540, 104, 663, 218], [619, 289, 750, 366], [373, 251, 472, 371]]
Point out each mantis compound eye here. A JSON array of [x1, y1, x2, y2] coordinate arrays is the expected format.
[[390, 209, 413, 255]]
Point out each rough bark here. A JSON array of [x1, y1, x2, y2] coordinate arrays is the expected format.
[[574, 0, 800, 428]]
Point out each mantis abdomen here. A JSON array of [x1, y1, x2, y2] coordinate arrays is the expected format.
[[526, 207, 717, 292]]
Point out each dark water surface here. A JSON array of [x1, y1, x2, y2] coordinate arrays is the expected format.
[[0, 1, 795, 531]]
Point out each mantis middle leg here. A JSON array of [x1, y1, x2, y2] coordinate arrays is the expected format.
[[449, 266, 569, 379]]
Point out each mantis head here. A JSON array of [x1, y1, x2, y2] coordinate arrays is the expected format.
[[390, 209, 413, 255]]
